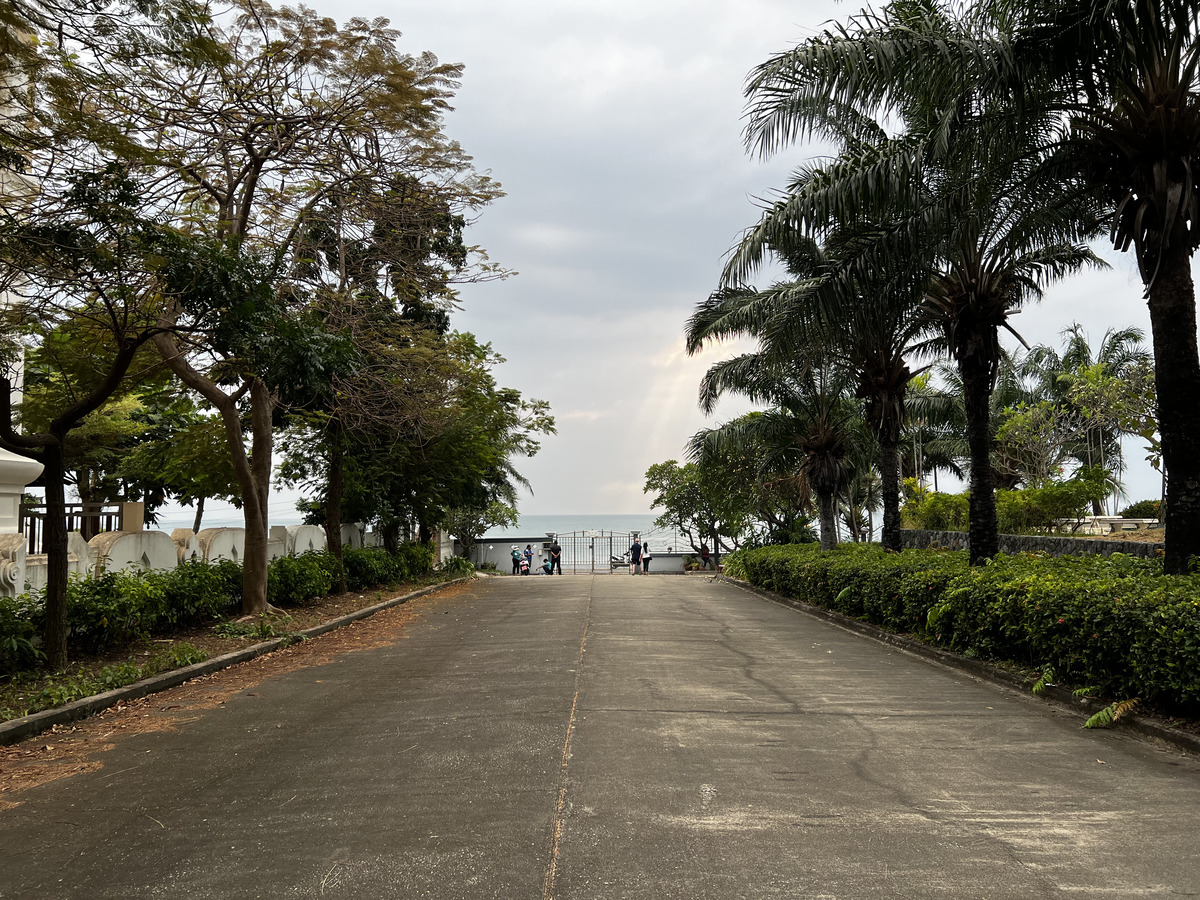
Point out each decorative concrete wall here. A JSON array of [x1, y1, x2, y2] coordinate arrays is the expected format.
[[0, 533, 25, 596], [267, 526, 288, 562], [23, 533, 95, 594], [12, 522, 384, 595], [899, 529, 1163, 559], [89, 530, 178, 575], [341, 524, 364, 550], [196, 528, 246, 564], [171, 529, 201, 563], [286, 524, 327, 556]]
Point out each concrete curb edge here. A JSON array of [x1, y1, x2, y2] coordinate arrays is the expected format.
[[0, 577, 471, 747], [719, 575, 1200, 758]]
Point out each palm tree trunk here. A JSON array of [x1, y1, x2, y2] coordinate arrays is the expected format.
[[960, 350, 999, 564], [878, 435, 902, 551], [817, 490, 837, 551], [1146, 248, 1200, 575]]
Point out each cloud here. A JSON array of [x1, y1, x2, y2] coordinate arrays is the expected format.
[[200, 0, 1174, 522]]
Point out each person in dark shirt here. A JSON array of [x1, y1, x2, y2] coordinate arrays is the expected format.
[[630, 539, 642, 574], [549, 539, 562, 574]]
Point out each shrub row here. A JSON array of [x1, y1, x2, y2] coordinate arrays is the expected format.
[[343, 544, 435, 591], [0, 543, 439, 674], [727, 543, 1200, 714]]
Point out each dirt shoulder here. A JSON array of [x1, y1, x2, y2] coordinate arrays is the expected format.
[[0, 578, 468, 731], [1086, 528, 1164, 543]]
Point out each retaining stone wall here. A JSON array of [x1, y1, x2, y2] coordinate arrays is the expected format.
[[899, 529, 1163, 559]]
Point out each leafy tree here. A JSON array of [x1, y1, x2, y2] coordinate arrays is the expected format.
[[282, 334, 553, 555], [284, 166, 504, 575], [0, 0, 217, 164], [685, 359, 860, 551], [443, 501, 519, 564], [116, 397, 240, 531], [1020, 324, 1157, 510], [0, 166, 234, 667], [644, 460, 749, 560], [90, 1, 497, 613]]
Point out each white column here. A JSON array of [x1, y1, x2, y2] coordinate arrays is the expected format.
[[0, 448, 41, 534]]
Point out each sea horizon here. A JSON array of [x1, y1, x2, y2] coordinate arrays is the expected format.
[[482, 513, 657, 539]]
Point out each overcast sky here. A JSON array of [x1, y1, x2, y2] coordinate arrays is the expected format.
[[354, 0, 1184, 516], [175, 0, 1181, 527]]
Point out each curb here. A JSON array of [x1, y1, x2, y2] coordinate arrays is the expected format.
[[0, 578, 470, 747], [719, 575, 1200, 758]]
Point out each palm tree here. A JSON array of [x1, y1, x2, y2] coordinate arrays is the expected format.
[[687, 230, 934, 552], [688, 360, 859, 551], [1021, 324, 1155, 511], [733, 0, 1104, 564], [993, 0, 1200, 570]]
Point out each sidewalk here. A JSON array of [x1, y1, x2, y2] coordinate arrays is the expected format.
[[2, 573, 1199, 898]]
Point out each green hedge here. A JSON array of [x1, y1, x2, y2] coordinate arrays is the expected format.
[[0, 542, 437, 673], [267, 552, 335, 608], [1120, 499, 1161, 519], [729, 543, 1200, 713], [343, 544, 434, 590]]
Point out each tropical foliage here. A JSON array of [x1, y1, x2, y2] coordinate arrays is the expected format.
[[677, 0, 1189, 567]]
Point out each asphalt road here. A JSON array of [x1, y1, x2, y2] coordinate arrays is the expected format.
[[2, 573, 1199, 899]]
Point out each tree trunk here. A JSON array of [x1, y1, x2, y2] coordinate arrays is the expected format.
[[323, 419, 347, 593], [1146, 247, 1200, 574], [817, 490, 837, 551], [41, 442, 69, 670], [152, 331, 276, 614], [878, 435, 902, 551], [240, 377, 274, 614], [192, 496, 205, 533], [382, 520, 399, 554], [960, 348, 999, 565]]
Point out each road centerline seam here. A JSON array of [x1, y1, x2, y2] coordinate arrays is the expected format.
[[541, 575, 593, 900]]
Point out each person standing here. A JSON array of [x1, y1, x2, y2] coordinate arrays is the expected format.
[[523, 544, 534, 575], [642, 540, 652, 574], [510, 544, 522, 575], [550, 539, 562, 574], [699, 542, 712, 570], [630, 538, 642, 574]]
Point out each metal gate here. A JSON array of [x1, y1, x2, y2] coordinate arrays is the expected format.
[[552, 530, 635, 574]]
